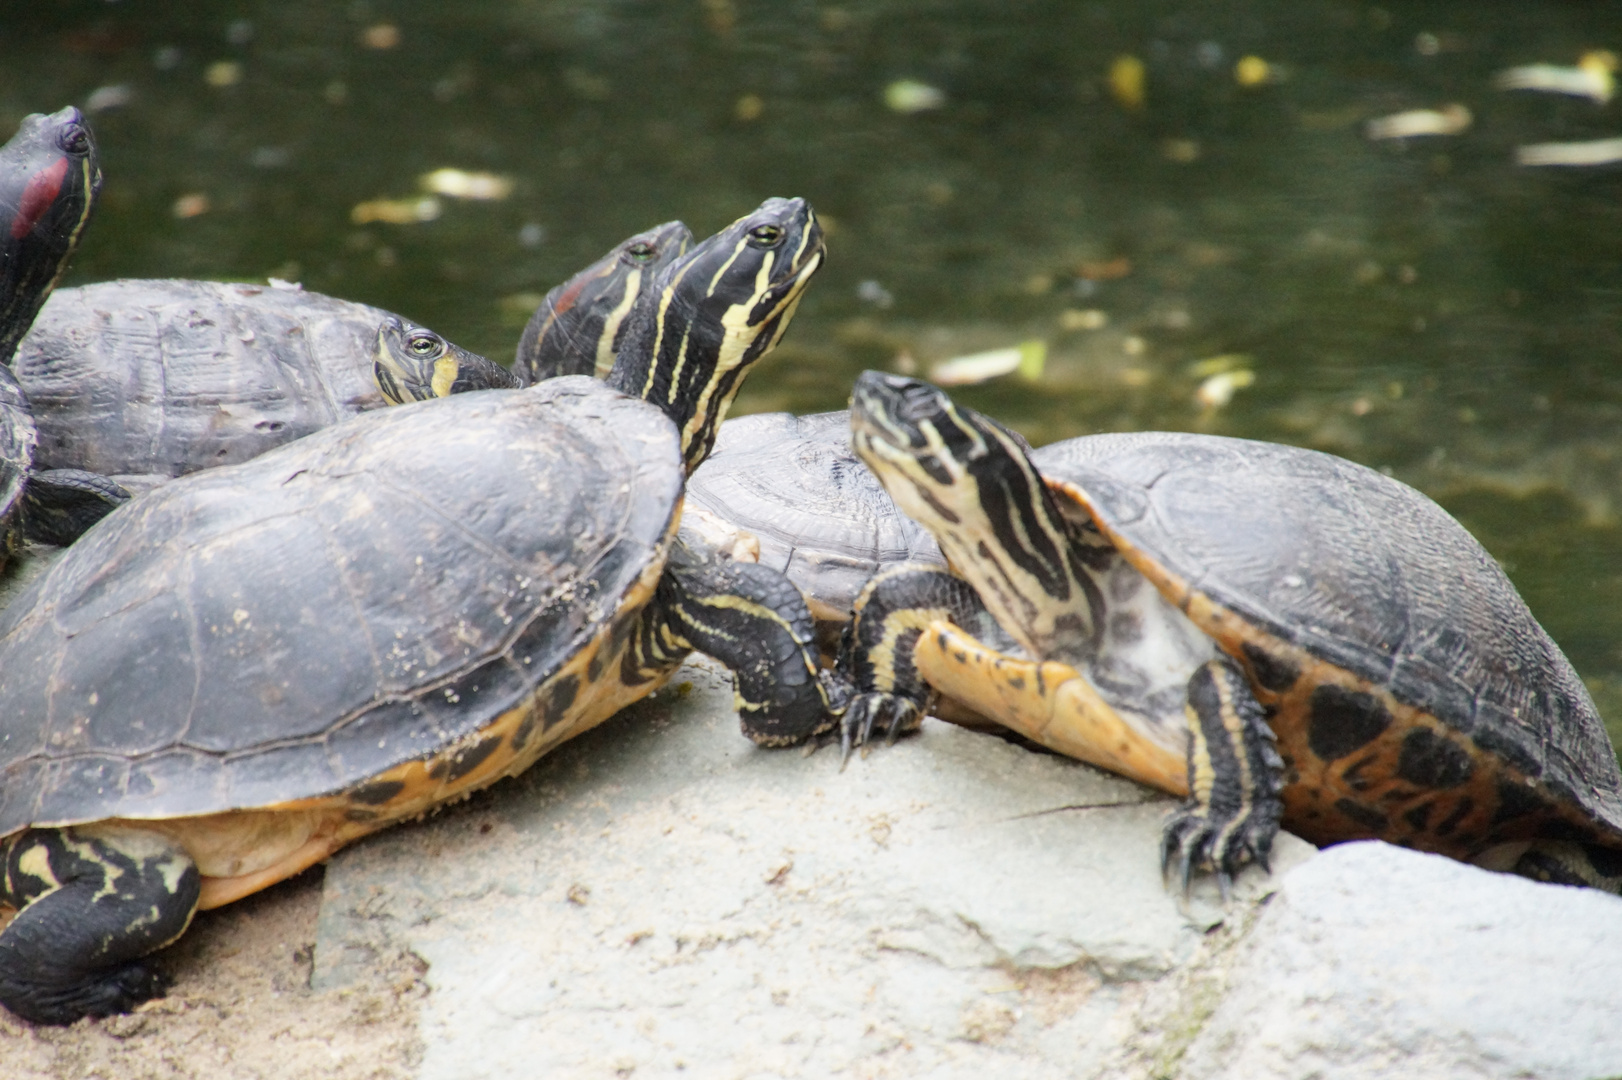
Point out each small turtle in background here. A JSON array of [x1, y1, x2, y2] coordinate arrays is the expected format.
[[0, 197, 833, 1026], [837, 371, 1622, 896]]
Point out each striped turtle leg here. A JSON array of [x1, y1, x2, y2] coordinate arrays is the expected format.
[[1160, 658, 1286, 900], [655, 538, 837, 746], [836, 563, 1009, 762], [0, 825, 201, 1025]]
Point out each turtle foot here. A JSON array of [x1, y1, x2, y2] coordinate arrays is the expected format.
[[839, 693, 921, 769], [0, 960, 168, 1026], [1159, 802, 1278, 902]]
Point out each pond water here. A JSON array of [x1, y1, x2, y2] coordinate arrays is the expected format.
[[6, 1, 1622, 741]]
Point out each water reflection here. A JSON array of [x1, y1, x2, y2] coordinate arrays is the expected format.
[[3, 0, 1620, 734]]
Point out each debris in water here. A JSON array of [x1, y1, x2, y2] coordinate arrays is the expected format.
[[929, 341, 1046, 386], [1494, 51, 1617, 104], [884, 79, 946, 114], [1366, 104, 1472, 140]]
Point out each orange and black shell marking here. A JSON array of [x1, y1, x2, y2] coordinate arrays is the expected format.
[[0, 378, 687, 910], [1034, 431, 1622, 867]]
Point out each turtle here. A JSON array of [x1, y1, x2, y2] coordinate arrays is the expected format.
[[373, 221, 697, 405], [0, 106, 135, 557], [13, 276, 407, 498], [0, 195, 833, 1026], [513, 220, 694, 384], [836, 370, 1622, 895]]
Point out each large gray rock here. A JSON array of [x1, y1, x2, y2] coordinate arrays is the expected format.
[[313, 658, 1310, 1079], [1178, 841, 1622, 1080]]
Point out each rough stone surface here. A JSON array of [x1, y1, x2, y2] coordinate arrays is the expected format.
[[314, 658, 1310, 1079], [1176, 841, 1622, 1080]]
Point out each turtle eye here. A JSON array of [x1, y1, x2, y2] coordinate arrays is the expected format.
[[406, 331, 442, 357], [57, 124, 90, 156], [625, 241, 658, 262], [747, 223, 784, 246]]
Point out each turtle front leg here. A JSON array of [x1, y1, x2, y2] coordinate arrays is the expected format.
[[0, 825, 200, 1025], [659, 537, 837, 746], [837, 564, 1005, 761], [1160, 658, 1286, 899]]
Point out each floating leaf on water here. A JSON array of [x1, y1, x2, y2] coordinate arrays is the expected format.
[[172, 193, 210, 219], [1196, 369, 1254, 410], [1188, 353, 1253, 378], [1515, 137, 1622, 167], [1059, 308, 1108, 331], [1494, 51, 1617, 104], [1365, 104, 1472, 140], [734, 93, 764, 122], [360, 23, 401, 50], [420, 169, 514, 200], [351, 196, 441, 225], [1235, 55, 1276, 87], [929, 341, 1046, 386], [1108, 55, 1146, 110], [204, 61, 242, 88], [884, 79, 946, 114], [1076, 255, 1132, 281], [85, 84, 133, 113]]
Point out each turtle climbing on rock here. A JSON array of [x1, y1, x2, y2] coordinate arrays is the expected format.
[[836, 371, 1622, 896], [0, 197, 834, 1026]]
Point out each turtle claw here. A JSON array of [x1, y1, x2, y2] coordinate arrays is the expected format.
[[1159, 803, 1277, 902], [837, 693, 920, 770]]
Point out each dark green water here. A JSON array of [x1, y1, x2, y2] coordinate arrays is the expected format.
[[6, 1, 1622, 737]]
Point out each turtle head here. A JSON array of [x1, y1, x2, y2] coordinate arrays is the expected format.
[[608, 196, 825, 473], [515, 219, 694, 382], [850, 370, 1093, 657], [0, 106, 101, 364], [849, 370, 1016, 523], [373, 316, 462, 404]]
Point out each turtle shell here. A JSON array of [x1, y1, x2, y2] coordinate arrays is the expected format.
[[1032, 431, 1622, 845], [12, 278, 393, 492], [0, 365, 35, 558], [0, 375, 683, 834], [686, 409, 942, 621]]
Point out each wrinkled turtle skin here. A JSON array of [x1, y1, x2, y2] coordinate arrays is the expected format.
[[13, 278, 399, 494]]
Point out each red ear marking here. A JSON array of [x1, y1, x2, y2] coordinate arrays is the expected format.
[[12, 157, 69, 240]]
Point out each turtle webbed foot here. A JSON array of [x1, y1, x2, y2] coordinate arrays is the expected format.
[[0, 959, 168, 1027], [838, 692, 922, 769]]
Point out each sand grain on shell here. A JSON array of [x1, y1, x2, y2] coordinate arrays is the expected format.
[[0, 868, 424, 1080]]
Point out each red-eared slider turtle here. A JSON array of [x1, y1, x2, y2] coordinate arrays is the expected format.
[[837, 372, 1622, 895], [684, 410, 943, 656], [371, 315, 519, 405], [14, 277, 405, 496], [0, 196, 831, 1025], [0, 107, 135, 554], [514, 220, 692, 384], [372, 222, 696, 405]]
